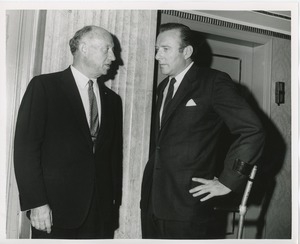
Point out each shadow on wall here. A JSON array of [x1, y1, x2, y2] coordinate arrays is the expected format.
[[98, 34, 124, 84], [240, 85, 287, 239], [97, 34, 124, 233], [192, 32, 287, 238], [192, 31, 213, 68]]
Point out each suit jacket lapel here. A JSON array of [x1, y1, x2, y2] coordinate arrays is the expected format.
[[59, 67, 93, 150], [155, 78, 168, 141], [95, 80, 110, 150], [159, 64, 198, 130]]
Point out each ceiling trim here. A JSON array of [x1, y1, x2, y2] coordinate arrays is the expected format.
[[253, 10, 291, 20], [161, 10, 291, 40]]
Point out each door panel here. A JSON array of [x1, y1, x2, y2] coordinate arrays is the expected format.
[[211, 54, 241, 83]]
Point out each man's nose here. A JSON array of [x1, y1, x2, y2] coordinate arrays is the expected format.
[[109, 49, 116, 61], [155, 50, 162, 60]]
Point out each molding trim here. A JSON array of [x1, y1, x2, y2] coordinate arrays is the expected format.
[[161, 10, 291, 40], [213, 54, 242, 83], [253, 10, 291, 20]]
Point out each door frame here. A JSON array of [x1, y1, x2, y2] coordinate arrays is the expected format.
[[158, 10, 291, 116]]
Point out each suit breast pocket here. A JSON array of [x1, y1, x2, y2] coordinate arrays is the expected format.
[[181, 101, 208, 116], [183, 106, 204, 114], [174, 102, 212, 130]]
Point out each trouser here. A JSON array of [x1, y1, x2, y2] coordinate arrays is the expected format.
[[141, 197, 221, 239]]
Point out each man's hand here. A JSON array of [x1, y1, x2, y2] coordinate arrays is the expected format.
[[189, 177, 231, 201], [30, 204, 53, 233]]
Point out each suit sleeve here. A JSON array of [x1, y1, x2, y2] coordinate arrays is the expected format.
[[212, 72, 265, 192], [14, 76, 48, 211]]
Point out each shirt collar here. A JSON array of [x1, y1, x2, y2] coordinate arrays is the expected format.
[[71, 65, 97, 88], [170, 62, 194, 85]]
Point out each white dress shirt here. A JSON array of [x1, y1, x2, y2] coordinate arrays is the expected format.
[[71, 65, 101, 127]]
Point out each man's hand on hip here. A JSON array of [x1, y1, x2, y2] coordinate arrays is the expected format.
[[189, 177, 231, 201], [30, 204, 53, 233]]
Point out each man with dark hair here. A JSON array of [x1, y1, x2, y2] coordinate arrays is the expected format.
[[140, 22, 265, 239], [14, 25, 123, 239]]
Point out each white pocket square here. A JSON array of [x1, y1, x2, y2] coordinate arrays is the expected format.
[[186, 99, 196, 106]]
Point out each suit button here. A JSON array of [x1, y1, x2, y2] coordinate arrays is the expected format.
[[156, 146, 160, 150]]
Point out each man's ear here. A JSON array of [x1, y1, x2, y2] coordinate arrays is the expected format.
[[183, 45, 193, 60], [79, 42, 87, 55]]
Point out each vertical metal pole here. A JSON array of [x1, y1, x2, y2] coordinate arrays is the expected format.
[[237, 165, 257, 239]]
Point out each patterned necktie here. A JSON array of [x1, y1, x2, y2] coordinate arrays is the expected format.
[[88, 80, 99, 152], [162, 77, 176, 123]]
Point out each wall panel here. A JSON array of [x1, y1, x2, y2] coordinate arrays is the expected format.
[[265, 37, 291, 238]]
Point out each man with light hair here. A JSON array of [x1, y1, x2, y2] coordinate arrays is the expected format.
[[14, 25, 123, 239]]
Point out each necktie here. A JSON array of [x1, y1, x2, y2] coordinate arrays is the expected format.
[[162, 77, 176, 123], [88, 80, 99, 152]]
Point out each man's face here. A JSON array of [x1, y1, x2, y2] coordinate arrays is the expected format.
[[84, 31, 116, 78], [155, 29, 187, 77]]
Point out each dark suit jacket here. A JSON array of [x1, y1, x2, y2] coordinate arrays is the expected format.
[[14, 67, 123, 229], [141, 64, 265, 222]]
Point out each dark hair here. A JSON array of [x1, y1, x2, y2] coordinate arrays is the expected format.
[[69, 25, 94, 55], [159, 23, 204, 61]]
